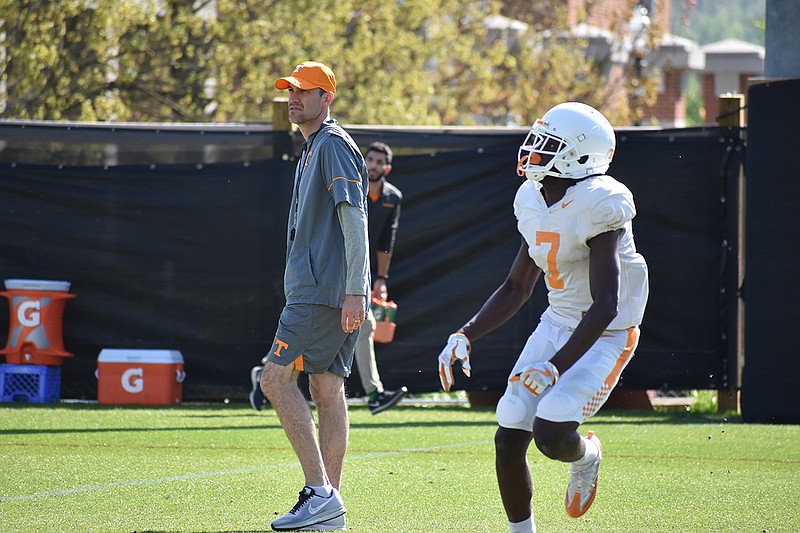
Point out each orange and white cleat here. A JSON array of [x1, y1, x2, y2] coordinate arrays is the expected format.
[[565, 431, 602, 518]]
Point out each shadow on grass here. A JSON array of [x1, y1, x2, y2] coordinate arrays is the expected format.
[[0, 424, 286, 436], [0, 402, 742, 438]]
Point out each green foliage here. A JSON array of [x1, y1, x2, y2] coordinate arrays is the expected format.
[[0, 0, 117, 120], [1, 404, 798, 532], [683, 73, 704, 126], [688, 388, 720, 413], [0, 0, 219, 121], [1, 0, 612, 125], [671, 0, 766, 46]]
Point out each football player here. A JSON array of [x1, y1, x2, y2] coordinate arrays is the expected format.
[[438, 102, 649, 533]]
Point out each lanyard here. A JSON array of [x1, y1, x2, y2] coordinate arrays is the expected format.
[[290, 134, 316, 241]]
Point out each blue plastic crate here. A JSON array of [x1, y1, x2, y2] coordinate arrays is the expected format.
[[0, 364, 61, 403]]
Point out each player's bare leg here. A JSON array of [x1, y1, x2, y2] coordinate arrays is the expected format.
[[309, 371, 349, 490], [495, 427, 535, 522], [260, 360, 328, 487]]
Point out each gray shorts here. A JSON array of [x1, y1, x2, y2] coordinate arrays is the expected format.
[[266, 303, 357, 377]]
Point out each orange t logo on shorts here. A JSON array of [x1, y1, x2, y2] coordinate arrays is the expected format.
[[273, 340, 289, 357]]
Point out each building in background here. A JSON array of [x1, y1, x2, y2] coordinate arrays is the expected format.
[[504, 0, 763, 127], [701, 39, 764, 125]]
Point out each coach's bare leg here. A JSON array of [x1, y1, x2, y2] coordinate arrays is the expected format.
[[495, 427, 535, 522], [309, 372, 349, 490], [260, 360, 328, 487]]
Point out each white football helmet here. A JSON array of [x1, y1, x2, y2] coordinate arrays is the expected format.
[[517, 102, 616, 182]]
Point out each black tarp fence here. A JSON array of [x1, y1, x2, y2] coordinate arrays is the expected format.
[[741, 78, 800, 423], [0, 121, 742, 400]]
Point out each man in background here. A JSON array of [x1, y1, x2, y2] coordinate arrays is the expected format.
[[355, 141, 407, 414]]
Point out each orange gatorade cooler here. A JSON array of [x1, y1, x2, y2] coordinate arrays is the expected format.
[[96, 349, 185, 405], [1, 279, 75, 365]]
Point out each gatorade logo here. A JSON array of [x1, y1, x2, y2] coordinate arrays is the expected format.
[[122, 368, 144, 393], [18, 300, 41, 328]]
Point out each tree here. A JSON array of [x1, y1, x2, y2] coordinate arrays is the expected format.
[[0, 0, 218, 121], [671, 0, 765, 46], [113, 0, 219, 121], [0, 0, 120, 120], [201, 0, 611, 126], [0, 0, 627, 125]]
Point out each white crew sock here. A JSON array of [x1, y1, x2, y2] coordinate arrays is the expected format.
[[509, 516, 535, 533], [309, 484, 333, 498], [574, 434, 600, 466]]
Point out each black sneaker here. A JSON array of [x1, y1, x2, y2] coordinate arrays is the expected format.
[[249, 365, 268, 411], [368, 387, 408, 415]]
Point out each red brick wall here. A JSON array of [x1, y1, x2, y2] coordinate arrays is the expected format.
[[702, 73, 717, 125], [567, 0, 630, 30], [645, 69, 686, 125]]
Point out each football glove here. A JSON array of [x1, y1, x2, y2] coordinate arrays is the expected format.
[[438, 333, 471, 392], [515, 361, 559, 396]]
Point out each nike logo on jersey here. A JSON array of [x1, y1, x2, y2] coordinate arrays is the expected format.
[[561, 199, 574, 209]]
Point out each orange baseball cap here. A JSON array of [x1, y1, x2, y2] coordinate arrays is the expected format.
[[275, 61, 336, 93]]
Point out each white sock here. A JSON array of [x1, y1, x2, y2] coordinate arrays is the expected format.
[[509, 516, 535, 533], [574, 435, 600, 466], [309, 484, 333, 498]]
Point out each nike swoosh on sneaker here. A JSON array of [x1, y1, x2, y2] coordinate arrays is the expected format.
[[307, 497, 333, 515]]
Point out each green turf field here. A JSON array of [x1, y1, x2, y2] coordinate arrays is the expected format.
[[1, 402, 798, 532]]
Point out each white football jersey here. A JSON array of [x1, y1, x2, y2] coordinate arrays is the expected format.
[[514, 175, 649, 330]]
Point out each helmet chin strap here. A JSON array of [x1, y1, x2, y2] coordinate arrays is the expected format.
[[544, 162, 567, 179]]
